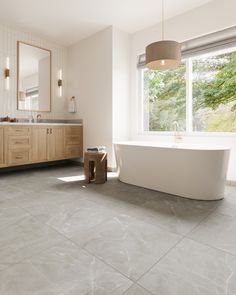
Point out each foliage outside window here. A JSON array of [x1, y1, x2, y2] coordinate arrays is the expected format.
[[142, 47, 236, 132]]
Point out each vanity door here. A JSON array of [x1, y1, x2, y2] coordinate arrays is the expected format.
[[47, 126, 65, 161], [0, 127, 5, 167], [32, 126, 48, 162]]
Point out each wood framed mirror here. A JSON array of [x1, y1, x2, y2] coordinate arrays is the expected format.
[[17, 41, 51, 112]]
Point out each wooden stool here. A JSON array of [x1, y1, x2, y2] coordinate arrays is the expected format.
[[84, 152, 107, 184]]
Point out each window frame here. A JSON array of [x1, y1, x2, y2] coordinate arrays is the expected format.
[[139, 48, 236, 136]]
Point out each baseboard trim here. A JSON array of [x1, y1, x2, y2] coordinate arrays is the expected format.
[[226, 180, 236, 186], [0, 160, 82, 174]]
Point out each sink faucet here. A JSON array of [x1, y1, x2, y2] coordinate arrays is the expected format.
[[28, 114, 34, 123], [36, 114, 42, 122], [173, 121, 183, 143]]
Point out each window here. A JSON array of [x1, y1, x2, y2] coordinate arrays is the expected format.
[[143, 62, 186, 131], [25, 87, 39, 110], [192, 49, 236, 132], [140, 46, 236, 133]]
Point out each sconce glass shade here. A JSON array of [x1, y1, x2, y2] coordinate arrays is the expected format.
[[145, 40, 181, 70]]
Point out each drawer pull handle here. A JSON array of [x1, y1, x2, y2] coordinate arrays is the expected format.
[[16, 156, 23, 159], [15, 141, 23, 144]]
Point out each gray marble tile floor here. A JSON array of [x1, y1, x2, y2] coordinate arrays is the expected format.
[[0, 163, 235, 294]]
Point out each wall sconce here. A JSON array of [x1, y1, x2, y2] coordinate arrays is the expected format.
[[58, 69, 62, 97], [58, 79, 62, 87], [5, 57, 10, 90]]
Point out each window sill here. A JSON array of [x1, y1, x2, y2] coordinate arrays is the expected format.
[[138, 131, 236, 137]]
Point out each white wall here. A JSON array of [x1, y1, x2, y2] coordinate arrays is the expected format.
[[68, 27, 113, 166], [68, 27, 130, 168], [0, 24, 68, 119], [130, 0, 236, 181], [112, 28, 130, 167]]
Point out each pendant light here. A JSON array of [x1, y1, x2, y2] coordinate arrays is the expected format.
[[145, 0, 181, 70]]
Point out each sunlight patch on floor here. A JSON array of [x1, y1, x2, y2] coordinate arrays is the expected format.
[[58, 175, 85, 182], [107, 172, 118, 178], [58, 172, 118, 183]]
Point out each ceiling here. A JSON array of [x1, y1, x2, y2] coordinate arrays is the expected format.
[[0, 0, 214, 46]]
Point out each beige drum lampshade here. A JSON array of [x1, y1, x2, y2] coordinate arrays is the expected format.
[[145, 40, 181, 70]]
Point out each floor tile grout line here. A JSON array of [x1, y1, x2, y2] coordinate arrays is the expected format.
[[112, 198, 222, 238], [70, 233, 181, 286], [2, 167, 236, 293], [22, 210, 137, 289], [121, 283, 154, 295], [72, 241, 137, 284], [178, 204, 236, 257], [184, 205, 236, 247], [182, 204, 219, 238], [21, 202, 128, 249], [0, 209, 117, 293], [16, 256, 65, 294], [0, 188, 219, 285], [16, 192, 187, 248], [25, 204, 236, 291], [3, 194, 203, 242], [0, 209, 84, 272], [179, 201, 236, 257], [135, 235, 185, 285], [38, 209, 187, 286], [40, 227, 138, 293], [0, 210, 31, 234], [2, 174, 224, 238], [0, 233, 67, 277], [25, 209, 187, 291], [186, 235, 236, 258], [33, 212, 155, 289]]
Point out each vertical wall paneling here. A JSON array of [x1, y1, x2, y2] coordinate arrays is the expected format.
[[0, 25, 68, 119]]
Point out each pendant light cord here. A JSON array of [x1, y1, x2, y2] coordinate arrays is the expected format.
[[162, 0, 164, 40]]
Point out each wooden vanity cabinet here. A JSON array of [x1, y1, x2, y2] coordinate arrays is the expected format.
[[0, 127, 5, 167], [64, 125, 83, 158], [32, 125, 82, 162], [2, 124, 83, 168], [5, 126, 32, 166]]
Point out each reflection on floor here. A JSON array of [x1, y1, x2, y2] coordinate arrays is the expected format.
[[0, 163, 235, 295]]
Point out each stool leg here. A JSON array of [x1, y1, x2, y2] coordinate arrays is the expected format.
[[105, 159, 107, 181], [89, 161, 95, 181], [95, 158, 107, 184], [84, 158, 90, 183]]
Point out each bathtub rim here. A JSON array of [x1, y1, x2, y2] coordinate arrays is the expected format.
[[114, 141, 230, 151]]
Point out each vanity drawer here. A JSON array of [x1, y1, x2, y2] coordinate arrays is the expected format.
[[8, 150, 30, 165], [65, 146, 83, 158], [8, 136, 31, 149], [65, 126, 82, 136], [65, 135, 81, 145], [7, 126, 31, 136]]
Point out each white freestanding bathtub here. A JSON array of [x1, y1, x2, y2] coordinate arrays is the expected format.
[[114, 141, 230, 201]]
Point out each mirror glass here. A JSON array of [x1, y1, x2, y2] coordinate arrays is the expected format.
[[17, 41, 51, 112]]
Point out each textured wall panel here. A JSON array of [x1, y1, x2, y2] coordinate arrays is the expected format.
[[0, 25, 68, 120]]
